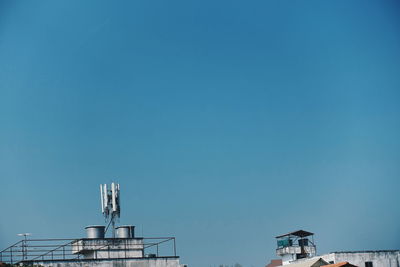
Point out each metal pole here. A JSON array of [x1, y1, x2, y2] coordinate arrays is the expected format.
[[10, 247, 13, 264], [124, 239, 127, 258], [173, 238, 176, 257], [111, 213, 116, 239], [17, 233, 31, 260], [22, 239, 25, 260], [24, 235, 27, 260], [112, 219, 115, 239]]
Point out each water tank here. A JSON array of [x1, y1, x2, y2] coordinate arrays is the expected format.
[[85, 225, 105, 239], [116, 225, 135, 238]]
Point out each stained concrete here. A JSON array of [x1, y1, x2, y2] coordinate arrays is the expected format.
[[34, 257, 185, 267], [321, 251, 400, 267]]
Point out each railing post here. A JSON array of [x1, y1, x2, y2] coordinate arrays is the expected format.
[[124, 239, 127, 258], [25, 239, 28, 260], [10, 246, 13, 264], [173, 238, 176, 257], [22, 239, 25, 261], [157, 244, 159, 257], [63, 246, 65, 259]]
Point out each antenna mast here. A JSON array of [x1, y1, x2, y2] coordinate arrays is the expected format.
[[100, 182, 120, 238]]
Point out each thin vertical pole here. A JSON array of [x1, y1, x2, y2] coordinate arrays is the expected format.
[[173, 238, 176, 257], [24, 236, 27, 260], [124, 239, 127, 258], [22, 239, 25, 260], [112, 219, 115, 239]]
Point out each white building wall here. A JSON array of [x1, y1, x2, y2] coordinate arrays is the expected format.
[[71, 239, 144, 259], [281, 253, 297, 265], [35, 257, 184, 267], [278, 246, 316, 265], [320, 251, 400, 267]]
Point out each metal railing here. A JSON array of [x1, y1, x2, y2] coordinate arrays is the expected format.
[[0, 237, 177, 265]]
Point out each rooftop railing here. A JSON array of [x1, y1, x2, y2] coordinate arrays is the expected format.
[[0, 237, 177, 265]]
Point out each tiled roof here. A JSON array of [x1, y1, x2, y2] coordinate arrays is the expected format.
[[323, 262, 357, 267]]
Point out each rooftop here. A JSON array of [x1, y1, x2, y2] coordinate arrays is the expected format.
[[276, 230, 314, 239], [330, 250, 400, 254], [323, 262, 357, 267]]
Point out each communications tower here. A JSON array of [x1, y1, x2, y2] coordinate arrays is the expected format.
[[100, 182, 120, 237]]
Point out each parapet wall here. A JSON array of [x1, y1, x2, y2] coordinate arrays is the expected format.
[[72, 238, 144, 259], [34, 256, 182, 267], [321, 251, 400, 267]]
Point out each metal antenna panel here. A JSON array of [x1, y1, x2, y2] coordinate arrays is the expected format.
[[100, 182, 120, 238]]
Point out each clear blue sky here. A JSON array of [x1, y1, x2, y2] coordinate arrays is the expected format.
[[1, 1, 400, 266]]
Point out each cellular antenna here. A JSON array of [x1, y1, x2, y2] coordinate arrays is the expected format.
[[100, 182, 120, 238]]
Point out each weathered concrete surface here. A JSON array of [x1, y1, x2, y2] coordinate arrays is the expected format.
[[34, 257, 184, 267], [320, 251, 400, 267], [278, 246, 316, 265], [282, 251, 400, 267], [72, 239, 144, 259]]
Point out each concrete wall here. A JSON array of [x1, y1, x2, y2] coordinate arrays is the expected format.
[[320, 251, 400, 267], [278, 246, 316, 265], [34, 257, 184, 267], [81, 249, 144, 259], [281, 253, 297, 265], [72, 239, 144, 259]]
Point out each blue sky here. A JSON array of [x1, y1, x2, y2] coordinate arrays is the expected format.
[[1, 1, 400, 266]]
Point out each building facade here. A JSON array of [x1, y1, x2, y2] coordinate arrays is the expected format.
[[320, 251, 400, 267], [272, 230, 400, 267]]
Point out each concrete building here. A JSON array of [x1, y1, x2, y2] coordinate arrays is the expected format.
[[320, 251, 400, 267], [283, 251, 400, 267], [271, 230, 400, 267], [0, 183, 187, 267], [278, 258, 328, 267], [275, 230, 317, 265], [0, 225, 186, 267], [31, 256, 182, 267]]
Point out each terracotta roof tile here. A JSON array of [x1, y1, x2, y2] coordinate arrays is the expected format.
[[323, 262, 357, 267]]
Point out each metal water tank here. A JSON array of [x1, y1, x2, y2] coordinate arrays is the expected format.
[[116, 225, 135, 238], [85, 225, 105, 239]]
